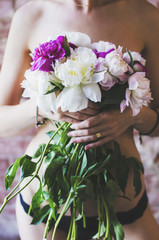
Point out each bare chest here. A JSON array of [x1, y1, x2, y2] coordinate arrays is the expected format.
[[28, 3, 144, 53]]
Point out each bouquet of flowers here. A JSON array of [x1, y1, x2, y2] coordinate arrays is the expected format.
[[0, 32, 152, 240]]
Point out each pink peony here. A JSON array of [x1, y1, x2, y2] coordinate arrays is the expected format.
[[31, 38, 66, 72], [120, 72, 152, 116]]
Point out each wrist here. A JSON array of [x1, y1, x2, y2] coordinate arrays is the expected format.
[[139, 108, 159, 135], [122, 107, 135, 128], [132, 106, 159, 135], [35, 106, 47, 128]]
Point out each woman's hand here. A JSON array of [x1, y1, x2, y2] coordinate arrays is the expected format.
[[68, 107, 133, 150], [39, 101, 99, 124]]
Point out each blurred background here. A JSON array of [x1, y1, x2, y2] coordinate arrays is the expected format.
[[0, 0, 159, 240]]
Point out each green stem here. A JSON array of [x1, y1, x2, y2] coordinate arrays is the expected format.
[[70, 143, 80, 162], [102, 196, 110, 239], [67, 217, 73, 240], [67, 143, 80, 178], [71, 199, 77, 240], [57, 122, 71, 145], [97, 193, 102, 239], [0, 179, 23, 213], [43, 209, 53, 239], [82, 202, 86, 229], [52, 190, 73, 240], [0, 122, 67, 214]]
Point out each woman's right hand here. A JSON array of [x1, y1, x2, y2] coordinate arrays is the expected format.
[[39, 101, 99, 124]]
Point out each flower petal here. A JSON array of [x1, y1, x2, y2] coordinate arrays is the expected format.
[[37, 93, 57, 113], [56, 86, 88, 112], [82, 83, 101, 102], [120, 99, 127, 113]]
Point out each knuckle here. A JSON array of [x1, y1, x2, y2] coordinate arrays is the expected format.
[[93, 135, 97, 140], [86, 119, 91, 128], [85, 129, 90, 135], [75, 112, 81, 119]]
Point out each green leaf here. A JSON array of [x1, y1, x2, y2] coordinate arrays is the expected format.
[[32, 144, 46, 158], [113, 141, 122, 158], [50, 81, 63, 90], [126, 48, 134, 69], [59, 127, 70, 148], [79, 152, 87, 176], [31, 205, 51, 225], [56, 168, 70, 200], [115, 158, 129, 194], [133, 169, 142, 197], [82, 162, 98, 178], [44, 157, 65, 189], [49, 198, 58, 221], [5, 154, 29, 190], [85, 179, 96, 198], [114, 222, 124, 240], [102, 180, 120, 205], [44, 88, 58, 95], [76, 199, 84, 221], [29, 182, 44, 214], [65, 140, 74, 154], [46, 130, 54, 138], [21, 158, 37, 179], [92, 221, 106, 239], [49, 182, 60, 206], [44, 151, 56, 165], [127, 157, 144, 197], [64, 35, 71, 56]]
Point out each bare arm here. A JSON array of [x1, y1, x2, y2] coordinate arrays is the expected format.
[[0, 5, 37, 137], [132, 3, 159, 136], [0, 3, 98, 138]]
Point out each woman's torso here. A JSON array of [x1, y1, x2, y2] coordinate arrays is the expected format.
[[20, 0, 147, 214]]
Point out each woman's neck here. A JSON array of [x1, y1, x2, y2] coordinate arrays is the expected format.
[[53, 0, 124, 12]]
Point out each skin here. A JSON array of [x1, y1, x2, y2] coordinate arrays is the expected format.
[[0, 0, 159, 239]]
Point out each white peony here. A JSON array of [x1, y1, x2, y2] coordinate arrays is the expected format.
[[54, 47, 104, 112], [65, 32, 91, 48], [21, 70, 51, 96], [120, 72, 152, 116], [55, 47, 98, 86], [56, 86, 88, 112], [21, 69, 57, 113], [91, 41, 116, 52], [105, 50, 129, 80], [50, 32, 91, 48], [123, 51, 146, 66]]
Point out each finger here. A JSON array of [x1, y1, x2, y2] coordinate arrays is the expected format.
[[70, 129, 108, 143], [68, 123, 107, 137], [66, 112, 90, 121], [60, 116, 81, 124], [56, 108, 89, 121], [70, 115, 102, 130], [71, 134, 98, 143], [85, 136, 112, 150], [88, 101, 100, 110], [78, 107, 99, 116]]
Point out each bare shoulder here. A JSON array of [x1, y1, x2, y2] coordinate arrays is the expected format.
[[129, 0, 159, 30], [124, 0, 159, 46], [13, 1, 44, 27]]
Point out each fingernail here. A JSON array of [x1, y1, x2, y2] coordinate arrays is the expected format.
[[85, 145, 89, 151], [71, 138, 77, 143]]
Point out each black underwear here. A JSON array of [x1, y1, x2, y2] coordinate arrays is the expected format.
[[19, 190, 148, 240]]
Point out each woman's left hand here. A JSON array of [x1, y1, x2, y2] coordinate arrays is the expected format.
[[68, 107, 133, 150]]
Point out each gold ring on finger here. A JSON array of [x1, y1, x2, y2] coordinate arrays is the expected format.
[[96, 132, 102, 138]]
